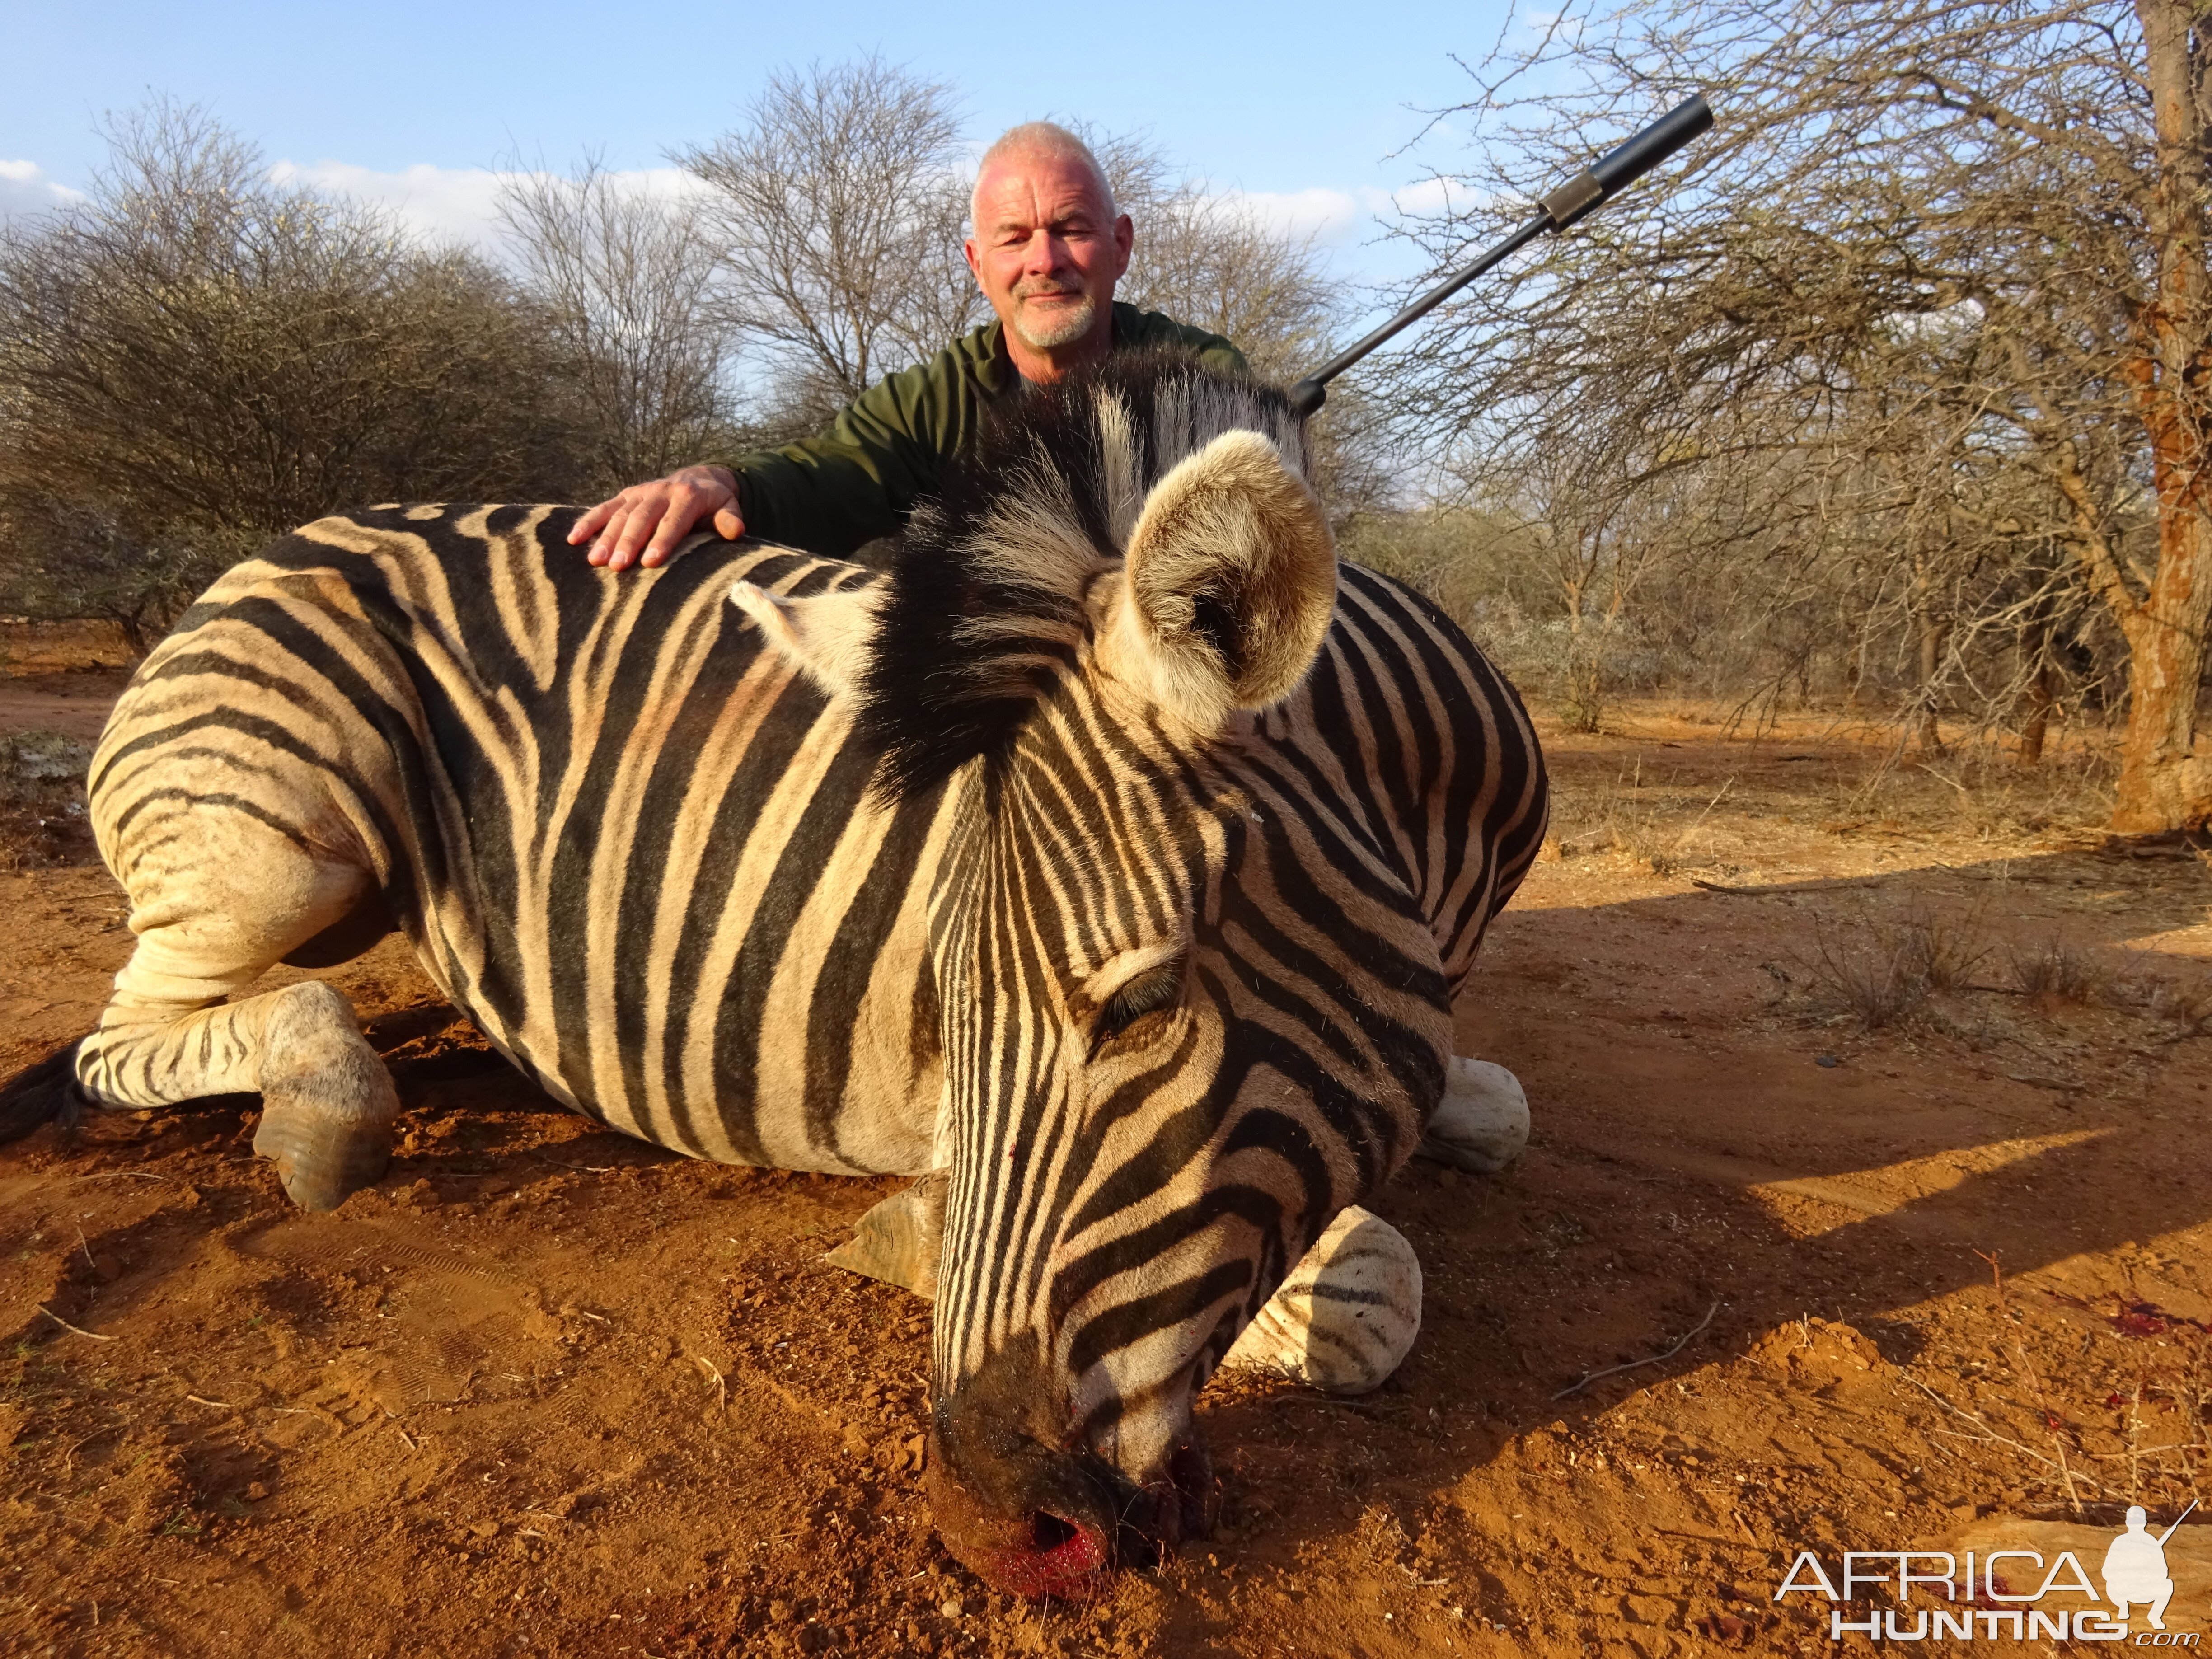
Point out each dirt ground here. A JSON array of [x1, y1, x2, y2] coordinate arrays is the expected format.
[[4, 623, 2212, 1658]]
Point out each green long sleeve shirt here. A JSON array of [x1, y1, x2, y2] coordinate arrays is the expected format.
[[730, 303, 1246, 558]]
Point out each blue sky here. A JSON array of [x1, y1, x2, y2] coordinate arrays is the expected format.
[[5, 0, 1520, 288]]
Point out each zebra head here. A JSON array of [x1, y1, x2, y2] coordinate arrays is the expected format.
[[741, 356, 1457, 1597]]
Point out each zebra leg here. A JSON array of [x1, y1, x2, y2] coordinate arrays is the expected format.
[[1417, 1056, 1530, 1173], [79, 839, 398, 1211], [1221, 1207, 1423, 1395]]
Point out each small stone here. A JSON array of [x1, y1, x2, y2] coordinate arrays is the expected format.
[[939, 1599, 962, 1619], [1815, 1053, 1842, 1068], [469, 1519, 498, 1539]]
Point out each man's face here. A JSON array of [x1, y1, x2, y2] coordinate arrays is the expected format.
[[965, 150, 1134, 359]]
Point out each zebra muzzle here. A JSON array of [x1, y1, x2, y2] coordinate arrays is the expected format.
[[923, 1424, 1119, 1599], [923, 1326, 1220, 1597], [924, 1382, 1218, 1596]]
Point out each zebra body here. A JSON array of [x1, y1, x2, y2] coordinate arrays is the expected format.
[[62, 356, 1547, 1596], [89, 516, 956, 1174]]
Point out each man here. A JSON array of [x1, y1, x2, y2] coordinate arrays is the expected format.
[[568, 122, 1245, 569], [2102, 1505, 2175, 1631]]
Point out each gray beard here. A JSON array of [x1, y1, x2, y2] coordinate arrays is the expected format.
[[1011, 292, 1097, 351]]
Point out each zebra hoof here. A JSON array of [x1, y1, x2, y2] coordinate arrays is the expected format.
[[1221, 1205, 1421, 1394], [1416, 1056, 1528, 1173], [825, 1171, 947, 1300], [252, 983, 399, 1212], [253, 1103, 394, 1211]]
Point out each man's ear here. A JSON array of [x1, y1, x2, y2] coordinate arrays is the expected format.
[[1097, 429, 1337, 734], [729, 580, 881, 699]]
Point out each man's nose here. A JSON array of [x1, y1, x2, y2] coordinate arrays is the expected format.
[[1020, 230, 1068, 273]]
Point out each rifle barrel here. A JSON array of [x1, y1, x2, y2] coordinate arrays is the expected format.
[[1285, 92, 1713, 418], [2156, 1497, 2199, 1545]]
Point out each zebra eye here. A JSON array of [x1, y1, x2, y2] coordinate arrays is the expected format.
[[1091, 961, 1183, 1050]]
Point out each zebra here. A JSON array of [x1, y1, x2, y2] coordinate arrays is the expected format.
[[0, 352, 1547, 1598]]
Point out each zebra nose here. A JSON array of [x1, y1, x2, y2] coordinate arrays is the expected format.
[[1023, 1506, 1111, 1586], [923, 1424, 1116, 1598], [923, 1329, 1126, 1596]]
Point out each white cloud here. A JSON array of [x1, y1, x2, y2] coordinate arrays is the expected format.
[[1215, 186, 1372, 246], [1383, 175, 1495, 219], [1206, 178, 1495, 247], [263, 159, 704, 253], [0, 160, 86, 222], [189, 155, 1482, 290]]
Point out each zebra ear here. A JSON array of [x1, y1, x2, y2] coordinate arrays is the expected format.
[[1104, 429, 1336, 731], [729, 580, 881, 699]]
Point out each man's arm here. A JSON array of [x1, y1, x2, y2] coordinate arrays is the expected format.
[[729, 360, 961, 558], [570, 343, 978, 568]]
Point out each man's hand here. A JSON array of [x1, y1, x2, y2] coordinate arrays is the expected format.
[[568, 464, 745, 571]]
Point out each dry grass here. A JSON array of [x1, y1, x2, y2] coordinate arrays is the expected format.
[[2143, 979, 2212, 1042], [2108, 971, 2212, 1044], [2008, 936, 2114, 1006], [1801, 902, 1993, 1031], [1822, 737, 2118, 840], [1547, 758, 1736, 876], [0, 730, 95, 870]]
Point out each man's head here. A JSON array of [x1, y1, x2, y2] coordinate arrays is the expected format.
[[965, 123, 1133, 374]]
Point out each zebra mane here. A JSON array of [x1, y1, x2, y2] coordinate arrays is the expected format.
[[855, 349, 1309, 801]]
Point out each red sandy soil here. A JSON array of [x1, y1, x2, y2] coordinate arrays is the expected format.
[[4, 655, 2211, 1658]]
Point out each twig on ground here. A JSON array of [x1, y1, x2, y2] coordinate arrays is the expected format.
[[183, 1395, 234, 1410], [75, 1223, 94, 1271], [1692, 877, 1880, 895], [1552, 1301, 1720, 1400], [396, 1425, 418, 1452], [67, 1170, 174, 1182], [36, 1304, 114, 1341], [1978, 1248, 2086, 1514], [1902, 1368, 2109, 1495], [693, 1354, 727, 1413], [1664, 778, 1737, 864]]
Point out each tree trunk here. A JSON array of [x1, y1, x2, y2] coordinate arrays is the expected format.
[[2111, 0, 2212, 830], [2111, 505, 2212, 826], [2018, 617, 2056, 768], [1915, 611, 1950, 755]]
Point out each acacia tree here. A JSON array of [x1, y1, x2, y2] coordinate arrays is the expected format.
[[0, 99, 579, 641], [679, 58, 971, 425], [1390, 0, 2209, 829], [496, 155, 740, 495]]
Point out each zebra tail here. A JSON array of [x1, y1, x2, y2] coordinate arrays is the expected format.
[[0, 1039, 87, 1142]]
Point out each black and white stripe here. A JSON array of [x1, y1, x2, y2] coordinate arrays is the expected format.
[[65, 352, 1546, 1579]]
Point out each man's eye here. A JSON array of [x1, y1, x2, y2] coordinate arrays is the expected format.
[[1092, 964, 1183, 1050]]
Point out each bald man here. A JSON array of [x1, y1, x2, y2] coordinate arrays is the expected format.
[[570, 122, 1246, 569]]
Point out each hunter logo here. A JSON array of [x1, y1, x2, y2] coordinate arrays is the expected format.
[[1773, 1503, 2203, 1644]]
